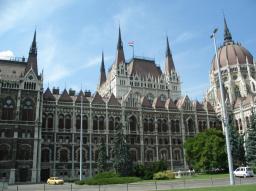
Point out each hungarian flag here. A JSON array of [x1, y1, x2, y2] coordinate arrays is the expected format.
[[128, 41, 134, 47]]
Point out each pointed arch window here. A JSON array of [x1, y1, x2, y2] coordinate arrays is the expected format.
[[65, 115, 71, 130], [59, 149, 69, 162], [0, 144, 10, 161], [47, 114, 53, 129], [109, 117, 114, 131], [99, 116, 105, 131], [58, 114, 64, 130], [21, 98, 34, 121], [234, 85, 241, 97], [2, 97, 15, 120], [41, 149, 50, 162], [129, 116, 137, 132]]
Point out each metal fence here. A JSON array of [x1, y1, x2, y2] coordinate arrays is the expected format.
[[2, 176, 256, 191]]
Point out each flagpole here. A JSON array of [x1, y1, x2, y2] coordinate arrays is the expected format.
[[79, 92, 83, 180]]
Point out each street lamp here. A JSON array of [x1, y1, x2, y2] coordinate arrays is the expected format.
[[210, 28, 234, 185]]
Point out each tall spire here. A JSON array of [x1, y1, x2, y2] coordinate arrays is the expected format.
[[224, 16, 233, 43], [30, 30, 37, 55], [164, 36, 175, 75], [99, 51, 106, 86], [115, 26, 125, 65], [25, 30, 38, 76]]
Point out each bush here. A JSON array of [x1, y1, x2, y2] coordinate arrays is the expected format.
[[153, 170, 175, 180], [75, 171, 141, 185], [132, 161, 168, 180]]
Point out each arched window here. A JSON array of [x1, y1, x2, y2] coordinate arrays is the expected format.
[[149, 118, 154, 132], [99, 116, 104, 131], [59, 114, 64, 130], [144, 138, 148, 145], [173, 149, 181, 161], [130, 150, 137, 162], [109, 117, 114, 131], [160, 150, 168, 160], [65, 115, 71, 130], [157, 119, 162, 133], [234, 85, 241, 97], [21, 99, 34, 121], [18, 145, 31, 160], [83, 116, 88, 131], [93, 116, 98, 131], [129, 116, 137, 132], [187, 118, 194, 132], [42, 114, 46, 129], [143, 119, 148, 133], [41, 149, 50, 162], [2, 97, 15, 120], [175, 120, 180, 133], [115, 117, 120, 130], [47, 114, 53, 129], [146, 150, 154, 161], [0, 144, 10, 161], [76, 149, 86, 162], [59, 149, 68, 162], [162, 119, 168, 132]]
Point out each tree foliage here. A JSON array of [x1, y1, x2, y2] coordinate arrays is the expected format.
[[113, 123, 132, 176], [184, 129, 227, 171], [97, 137, 108, 173], [245, 113, 256, 166], [228, 115, 245, 167]]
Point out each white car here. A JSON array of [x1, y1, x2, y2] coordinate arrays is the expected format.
[[234, 167, 254, 178]]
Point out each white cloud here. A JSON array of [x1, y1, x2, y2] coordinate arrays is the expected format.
[[0, 50, 14, 60]]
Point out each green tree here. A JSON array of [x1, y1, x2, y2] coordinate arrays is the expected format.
[[245, 113, 256, 166], [184, 129, 227, 172], [97, 137, 108, 173], [228, 115, 246, 167], [113, 123, 132, 176]]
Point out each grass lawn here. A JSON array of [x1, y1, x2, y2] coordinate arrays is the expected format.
[[163, 184, 256, 191], [139, 173, 229, 183]]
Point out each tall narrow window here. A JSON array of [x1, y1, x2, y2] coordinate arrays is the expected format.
[[21, 99, 34, 121], [2, 97, 15, 120]]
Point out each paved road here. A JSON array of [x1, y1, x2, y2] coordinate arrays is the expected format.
[[3, 177, 256, 191]]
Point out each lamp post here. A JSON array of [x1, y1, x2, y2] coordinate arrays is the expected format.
[[210, 28, 234, 185]]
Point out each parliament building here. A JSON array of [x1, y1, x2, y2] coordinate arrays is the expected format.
[[0, 19, 254, 183]]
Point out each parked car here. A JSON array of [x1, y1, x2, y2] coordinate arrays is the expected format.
[[233, 167, 254, 178], [47, 177, 64, 185]]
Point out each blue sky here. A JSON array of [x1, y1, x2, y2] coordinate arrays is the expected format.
[[0, 0, 255, 100]]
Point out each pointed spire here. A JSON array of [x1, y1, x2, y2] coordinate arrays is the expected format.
[[224, 16, 233, 43], [115, 26, 125, 65], [25, 30, 38, 76], [30, 30, 37, 55], [164, 36, 175, 75], [99, 51, 106, 86]]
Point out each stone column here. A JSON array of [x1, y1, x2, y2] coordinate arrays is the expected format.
[[71, 103, 76, 178], [9, 169, 16, 184], [105, 103, 109, 156], [194, 111, 199, 133], [180, 110, 187, 169], [53, 102, 58, 176], [168, 115, 173, 170], [139, 107, 144, 164], [154, 116, 159, 161]]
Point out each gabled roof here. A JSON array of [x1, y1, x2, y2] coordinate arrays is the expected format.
[[141, 96, 152, 108], [108, 94, 120, 106], [152, 97, 165, 109], [43, 87, 55, 101], [91, 92, 105, 105], [165, 98, 177, 110], [193, 101, 205, 111], [176, 95, 191, 109], [75, 90, 89, 103], [59, 89, 73, 102]]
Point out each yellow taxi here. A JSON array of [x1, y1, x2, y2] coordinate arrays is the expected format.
[[47, 177, 64, 185]]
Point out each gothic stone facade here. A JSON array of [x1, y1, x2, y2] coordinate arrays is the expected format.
[[0, 28, 223, 183]]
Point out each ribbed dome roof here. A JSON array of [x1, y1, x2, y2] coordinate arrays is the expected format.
[[211, 42, 253, 71], [211, 17, 254, 71]]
